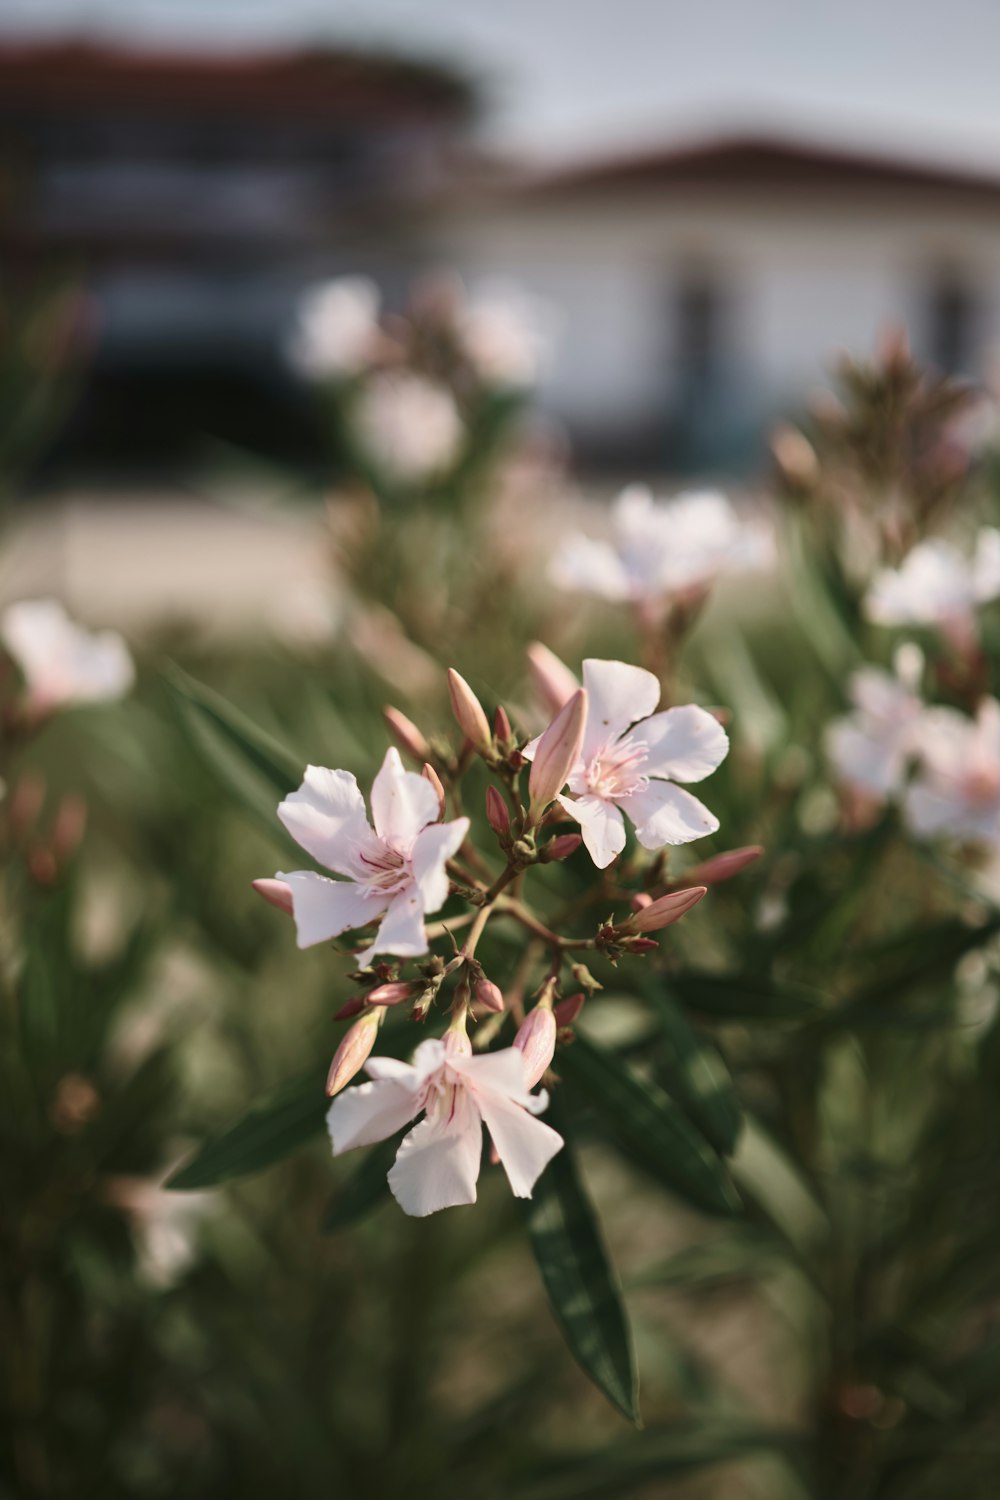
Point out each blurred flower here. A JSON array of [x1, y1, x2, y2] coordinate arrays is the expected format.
[[104, 1176, 216, 1289], [551, 485, 773, 609], [287, 276, 381, 380], [527, 640, 580, 716], [327, 1032, 562, 1216], [271, 748, 469, 963], [354, 372, 463, 484], [865, 529, 1000, 650], [524, 659, 729, 868], [825, 646, 925, 800], [904, 697, 1000, 846], [457, 281, 553, 388], [1, 598, 134, 717]]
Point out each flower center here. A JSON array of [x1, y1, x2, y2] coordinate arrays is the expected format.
[[584, 736, 648, 800], [357, 845, 410, 896]]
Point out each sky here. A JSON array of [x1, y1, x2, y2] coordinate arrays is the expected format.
[[4, 0, 1000, 170]]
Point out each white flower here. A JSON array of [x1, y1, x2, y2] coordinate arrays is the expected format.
[[457, 282, 552, 388], [327, 1031, 562, 1216], [905, 697, 1000, 846], [287, 276, 380, 380], [524, 658, 729, 868], [551, 485, 773, 607], [825, 646, 925, 800], [353, 371, 463, 484], [273, 747, 469, 963], [864, 529, 1000, 646], [1, 598, 134, 716], [104, 1176, 215, 1289]]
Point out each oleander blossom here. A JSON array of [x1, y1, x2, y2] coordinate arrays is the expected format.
[[287, 276, 381, 380], [904, 697, 1000, 846], [457, 282, 553, 388], [271, 747, 469, 963], [864, 529, 1000, 649], [551, 485, 773, 610], [524, 657, 729, 868], [327, 1032, 563, 1216], [353, 371, 463, 484], [1, 598, 134, 716], [825, 646, 926, 800]]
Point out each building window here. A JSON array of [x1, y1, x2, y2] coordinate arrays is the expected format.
[[926, 267, 977, 374]]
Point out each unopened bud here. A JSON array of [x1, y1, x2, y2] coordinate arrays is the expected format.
[[553, 992, 585, 1027], [9, 770, 45, 842], [383, 706, 431, 762], [421, 763, 446, 818], [528, 687, 587, 821], [570, 962, 602, 994], [771, 424, 819, 492], [541, 832, 582, 863], [679, 846, 763, 887], [485, 785, 511, 838], [50, 794, 87, 863], [514, 1002, 557, 1088], [494, 704, 513, 744], [326, 1011, 380, 1096], [473, 976, 505, 1013], [447, 668, 493, 754], [366, 980, 416, 1007], [629, 885, 707, 933], [252, 878, 294, 917], [333, 996, 366, 1021], [527, 642, 578, 715]]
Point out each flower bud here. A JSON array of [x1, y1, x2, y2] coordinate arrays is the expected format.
[[770, 424, 819, 493], [514, 1003, 557, 1088], [571, 962, 602, 994], [9, 770, 45, 843], [447, 668, 493, 754], [528, 687, 587, 822], [540, 832, 582, 863], [629, 885, 707, 933], [326, 1011, 380, 1096], [473, 976, 505, 1013], [50, 793, 88, 863], [366, 980, 416, 1007], [252, 878, 294, 917], [527, 642, 578, 715], [333, 996, 366, 1021], [383, 705, 430, 761], [485, 785, 511, 838], [631, 892, 653, 912], [421, 762, 446, 819], [679, 846, 763, 888], [494, 704, 513, 744], [553, 992, 585, 1028]]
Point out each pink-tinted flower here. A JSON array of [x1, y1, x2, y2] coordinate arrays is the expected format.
[[270, 748, 469, 963], [527, 641, 580, 716], [825, 648, 925, 801], [524, 659, 729, 868], [904, 697, 1000, 846], [551, 486, 772, 608], [326, 1034, 562, 1216], [287, 276, 381, 380], [865, 530, 1000, 650], [354, 372, 463, 484], [457, 281, 553, 388], [1, 598, 134, 716]]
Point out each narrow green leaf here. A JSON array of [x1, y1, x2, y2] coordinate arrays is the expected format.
[[322, 1135, 400, 1232], [166, 1067, 328, 1190], [524, 1101, 639, 1423], [669, 969, 826, 1022], [652, 991, 743, 1157], [559, 1034, 740, 1216]]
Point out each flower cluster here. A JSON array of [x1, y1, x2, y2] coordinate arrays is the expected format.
[[255, 653, 740, 1216]]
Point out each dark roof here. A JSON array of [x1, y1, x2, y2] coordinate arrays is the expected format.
[[0, 39, 473, 123]]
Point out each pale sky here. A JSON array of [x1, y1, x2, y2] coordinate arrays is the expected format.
[[4, 0, 1000, 170]]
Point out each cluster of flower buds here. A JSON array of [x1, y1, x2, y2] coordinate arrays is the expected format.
[[3, 770, 88, 887]]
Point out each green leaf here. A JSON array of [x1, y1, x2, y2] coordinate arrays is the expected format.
[[166, 1067, 328, 1190], [524, 1101, 639, 1423], [669, 970, 826, 1022], [162, 663, 302, 829], [559, 1034, 740, 1216], [322, 1135, 400, 1232], [651, 990, 743, 1156]]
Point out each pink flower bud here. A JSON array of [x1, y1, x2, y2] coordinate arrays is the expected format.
[[527, 642, 578, 715], [383, 705, 430, 761], [421, 762, 446, 818], [473, 976, 505, 1013], [514, 1003, 557, 1088], [528, 687, 587, 821], [252, 878, 294, 917], [326, 1012, 380, 1096], [494, 704, 513, 743], [485, 785, 511, 837], [50, 794, 87, 863], [447, 669, 493, 754], [629, 885, 707, 933], [9, 770, 46, 843], [333, 996, 366, 1021], [631, 892, 654, 911], [679, 845, 764, 887], [366, 981, 415, 1007], [540, 832, 582, 862], [553, 992, 585, 1027]]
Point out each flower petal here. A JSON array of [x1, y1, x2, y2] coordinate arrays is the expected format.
[[410, 817, 470, 913], [277, 870, 385, 949], [622, 780, 720, 847], [355, 885, 428, 965], [387, 1093, 483, 1216], [639, 705, 729, 783], [557, 792, 627, 868], [550, 535, 633, 601], [974, 527, 1000, 603], [473, 1086, 563, 1198], [369, 746, 440, 853], [581, 659, 660, 757], [327, 1076, 419, 1155], [277, 766, 372, 875]]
